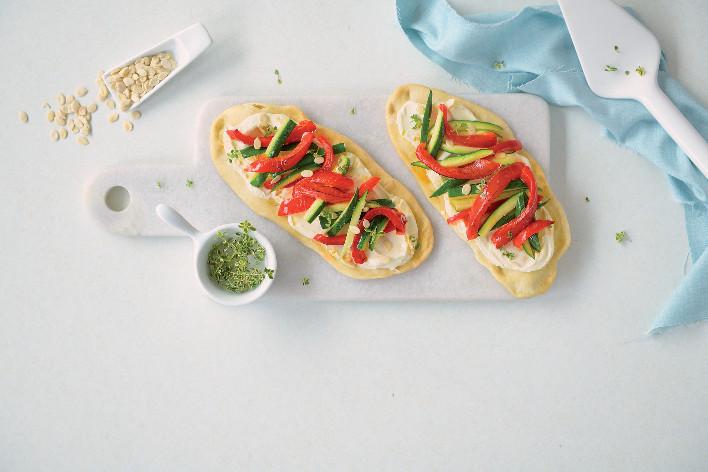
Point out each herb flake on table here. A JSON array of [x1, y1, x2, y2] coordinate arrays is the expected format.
[[494, 61, 505, 70], [614, 45, 619, 53], [302, 276, 310, 286], [186, 179, 194, 188], [585, 196, 590, 202], [635, 66, 646, 76], [615, 230, 628, 243], [350, 107, 357, 116], [604, 65, 618, 72], [274, 69, 283, 85], [156, 181, 163, 189], [409, 114, 422, 129]]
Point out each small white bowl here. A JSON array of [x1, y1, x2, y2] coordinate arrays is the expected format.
[[103, 23, 212, 111], [155, 204, 276, 305]]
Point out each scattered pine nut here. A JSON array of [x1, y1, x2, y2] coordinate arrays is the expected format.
[[77, 136, 89, 145], [18, 111, 29, 123], [461, 183, 472, 195], [42, 102, 50, 109], [300, 169, 314, 178], [130, 110, 141, 120], [57, 93, 66, 105], [123, 121, 133, 132], [253, 137, 262, 149], [108, 113, 119, 123], [77, 86, 88, 97], [66, 95, 75, 104], [50, 129, 59, 141], [87, 103, 98, 113], [47, 110, 55, 122], [106, 99, 115, 109], [350, 226, 361, 235], [59, 128, 68, 139], [313, 156, 325, 164]]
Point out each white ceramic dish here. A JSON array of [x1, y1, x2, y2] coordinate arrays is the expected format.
[[102, 23, 212, 111], [155, 204, 277, 305]]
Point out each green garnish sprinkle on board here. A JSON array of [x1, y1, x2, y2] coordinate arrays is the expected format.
[[274, 69, 283, 84], [604, 65, 618, 72], [615, 231, 628, 243], [302, 276, 310, 286], [186, 179, 194, 188], [494, 61, 505, 70], [207, 222, 274, 293], [635, 66, 646, 76], [409, 114, 422, 129], [350, 107, 357, 115]]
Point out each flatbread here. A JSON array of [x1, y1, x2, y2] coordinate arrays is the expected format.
[[385, 84, 570, 297], [211, 102, 433, 280]]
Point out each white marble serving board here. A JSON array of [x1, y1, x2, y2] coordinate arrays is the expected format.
[[86, 94, 550, 300]]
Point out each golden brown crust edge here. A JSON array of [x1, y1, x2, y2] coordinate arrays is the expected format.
[[385, 84, 570, 297], [210, 102, 434, 280]]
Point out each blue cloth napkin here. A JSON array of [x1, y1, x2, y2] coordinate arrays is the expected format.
[[396, 0, 708, 333]]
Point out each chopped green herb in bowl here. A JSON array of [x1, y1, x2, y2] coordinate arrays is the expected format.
[[207, 222, 275, 293]]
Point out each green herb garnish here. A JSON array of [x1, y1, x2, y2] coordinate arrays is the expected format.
[[227, 148, 240, 162], [625, 70, 630, 76], [409, 114, 422, 129], [635, 66, 646, 76], [186, 179, 194, 188], [156, 181, 162, 189], [207, 223, 273, 293], [302, 276, 310, 286], [451, 121, 469, 133], [604, 65, 618, 72], [274, 69, 283, 84], [350, 107, 357, 115], [318, 210, 340, 231], [501, 249, 515, 260], [494, 61, 505, 70], [615, 231, 628, 243], [614, 45, 619, 53], [585, 196, 590, 202]]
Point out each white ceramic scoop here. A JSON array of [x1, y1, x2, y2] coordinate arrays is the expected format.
[[155, 204, 277, 305], [558, 0, 708, 179], [103, 23, 212, 111]]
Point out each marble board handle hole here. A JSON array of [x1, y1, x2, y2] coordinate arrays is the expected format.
[[105, 185, 131, 212]]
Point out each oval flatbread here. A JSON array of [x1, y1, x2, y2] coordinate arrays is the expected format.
[[211, 102, 434, 279], [386, 84, 570, 297]]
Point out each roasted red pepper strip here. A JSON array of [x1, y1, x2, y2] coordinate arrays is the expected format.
[[416, 143, 500, 180], [513, 220, 553, 248], [246, 132, 315, 173], [351, 237, 368, 264], [490, 165, 539, 248], [439, 104, 498, 148], [492, 140, 523, 154], [447, 208, 469, 225], [305, 170, 355, 190], [362, 207, 406, 234], [313, 134, 336, 171], [349, 207, 408, 265], [313, 234, 347, 245], [465, 162, 525, 240], [292, 182, 353, 203], [359, 176, 381, 195], [277, 195, 315, 216], [227, 120, 316, 147]]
